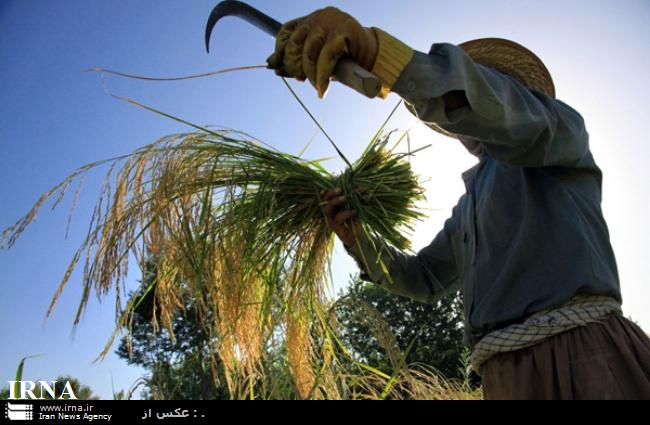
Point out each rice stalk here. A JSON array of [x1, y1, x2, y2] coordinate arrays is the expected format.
[[345, 363, 482, 400], [2, 122, 434, 398], [329, 297, 481, 400]]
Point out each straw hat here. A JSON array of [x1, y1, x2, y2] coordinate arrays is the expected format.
[[431, 38, 555, 140], [460, 38, 555, 97]]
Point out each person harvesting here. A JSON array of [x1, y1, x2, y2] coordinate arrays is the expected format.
[[267, 6, 650, 400]]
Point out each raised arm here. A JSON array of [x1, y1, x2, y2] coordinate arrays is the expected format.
[[391, 45, 590, 168], [264, 6, 590, 168]]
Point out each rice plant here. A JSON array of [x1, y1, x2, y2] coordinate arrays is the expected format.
[[1, 78, 478, 399]]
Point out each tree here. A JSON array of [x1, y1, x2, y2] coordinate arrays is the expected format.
[[335, 275, 468, 382], [116, 269, 474, 399], [115, 266, 230, 400]]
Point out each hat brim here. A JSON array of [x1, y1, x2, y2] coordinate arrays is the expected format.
[[459, 38, 555, 98]]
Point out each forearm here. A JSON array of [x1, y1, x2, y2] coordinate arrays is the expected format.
[[345, 228, 459, 305]]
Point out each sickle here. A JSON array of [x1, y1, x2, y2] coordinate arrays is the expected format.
[[206, 0, 281, 52], [204, 1, 382, 98]]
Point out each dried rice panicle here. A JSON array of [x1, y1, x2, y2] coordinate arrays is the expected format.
[[2, 129, 432, 399]]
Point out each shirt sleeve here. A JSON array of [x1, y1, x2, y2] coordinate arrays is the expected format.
[[345, 204, 462, 305], [391, 44, 590, 168]]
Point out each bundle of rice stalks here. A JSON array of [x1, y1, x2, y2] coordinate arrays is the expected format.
[[2, 125, 428, 398]]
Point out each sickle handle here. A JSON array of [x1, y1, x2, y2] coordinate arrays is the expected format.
[[205, 1, 382, 99]]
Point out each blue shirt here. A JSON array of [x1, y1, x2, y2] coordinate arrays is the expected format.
[[346, 43, 621, 347]]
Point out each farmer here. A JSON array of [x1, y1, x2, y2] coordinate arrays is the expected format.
[[266, 7, 650, 399]]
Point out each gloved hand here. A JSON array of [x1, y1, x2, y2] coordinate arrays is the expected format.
[[267, 7, 414, 98]]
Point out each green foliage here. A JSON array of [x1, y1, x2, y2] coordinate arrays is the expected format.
[[11, 355, 41, 399], [336, 275, 467, 381], [117, 270, 477, 399], [116, 265, 230, 400]]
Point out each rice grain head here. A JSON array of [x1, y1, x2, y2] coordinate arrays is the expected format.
[[1, 129, 438, 399]]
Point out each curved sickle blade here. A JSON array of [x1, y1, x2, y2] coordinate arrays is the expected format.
[[205, 1, 282, 53]]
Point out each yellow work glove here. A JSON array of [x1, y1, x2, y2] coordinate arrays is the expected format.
[[266, 7, 414, 98]]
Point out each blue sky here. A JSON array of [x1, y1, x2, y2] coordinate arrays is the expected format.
[[1, 0, 649, 399]]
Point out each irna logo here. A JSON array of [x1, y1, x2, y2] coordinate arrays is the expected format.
[[7, 381, 77, 400]]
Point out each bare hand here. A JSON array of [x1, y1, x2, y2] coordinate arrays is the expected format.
[[321, 188, 360, 248]]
